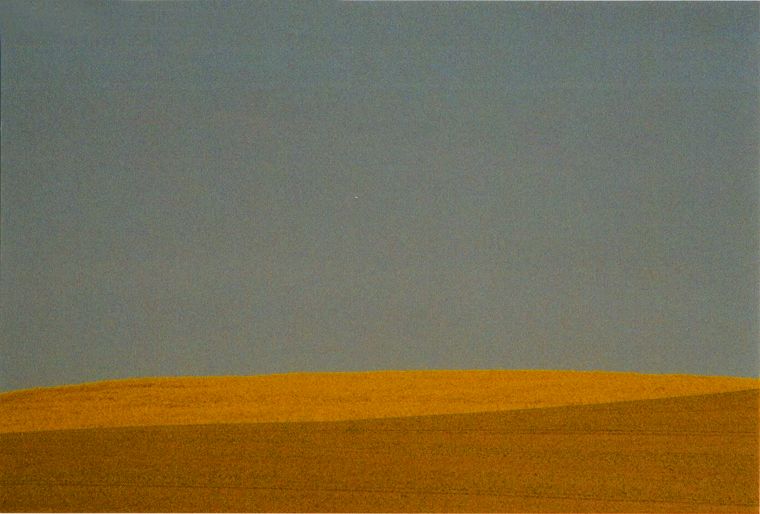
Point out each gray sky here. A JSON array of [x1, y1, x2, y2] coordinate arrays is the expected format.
[[1, 1, 758, 391]]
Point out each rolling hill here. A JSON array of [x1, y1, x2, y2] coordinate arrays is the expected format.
[[1, 370, 757, 512]]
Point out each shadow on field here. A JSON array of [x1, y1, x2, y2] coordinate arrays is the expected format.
[[1, 389, 757, 512]]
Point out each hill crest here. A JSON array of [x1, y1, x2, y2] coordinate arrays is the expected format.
[[1, 370, 757, 433]]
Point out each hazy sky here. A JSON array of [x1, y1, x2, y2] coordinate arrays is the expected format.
[[1, 1, 758, 390]]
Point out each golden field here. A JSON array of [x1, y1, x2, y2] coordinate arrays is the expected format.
[[0, 370, 758, 512]]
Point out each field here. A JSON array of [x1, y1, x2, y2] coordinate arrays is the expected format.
[[1, 370, 757, 512]]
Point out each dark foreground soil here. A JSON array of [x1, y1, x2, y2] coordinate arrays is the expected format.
[[1, 389, 757, 512]]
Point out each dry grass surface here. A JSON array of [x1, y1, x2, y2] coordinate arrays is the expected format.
[[0, 370, 756, 433], [0, 370, 758, 512]]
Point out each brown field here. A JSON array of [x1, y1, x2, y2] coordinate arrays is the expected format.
[[0, 370, 758, 512]]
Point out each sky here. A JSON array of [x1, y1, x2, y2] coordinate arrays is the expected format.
[[1, 1, 758, 391]]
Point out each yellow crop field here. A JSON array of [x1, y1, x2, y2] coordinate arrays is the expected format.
[[0, 370, 758, 512], [0, 370, 756, 433]]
